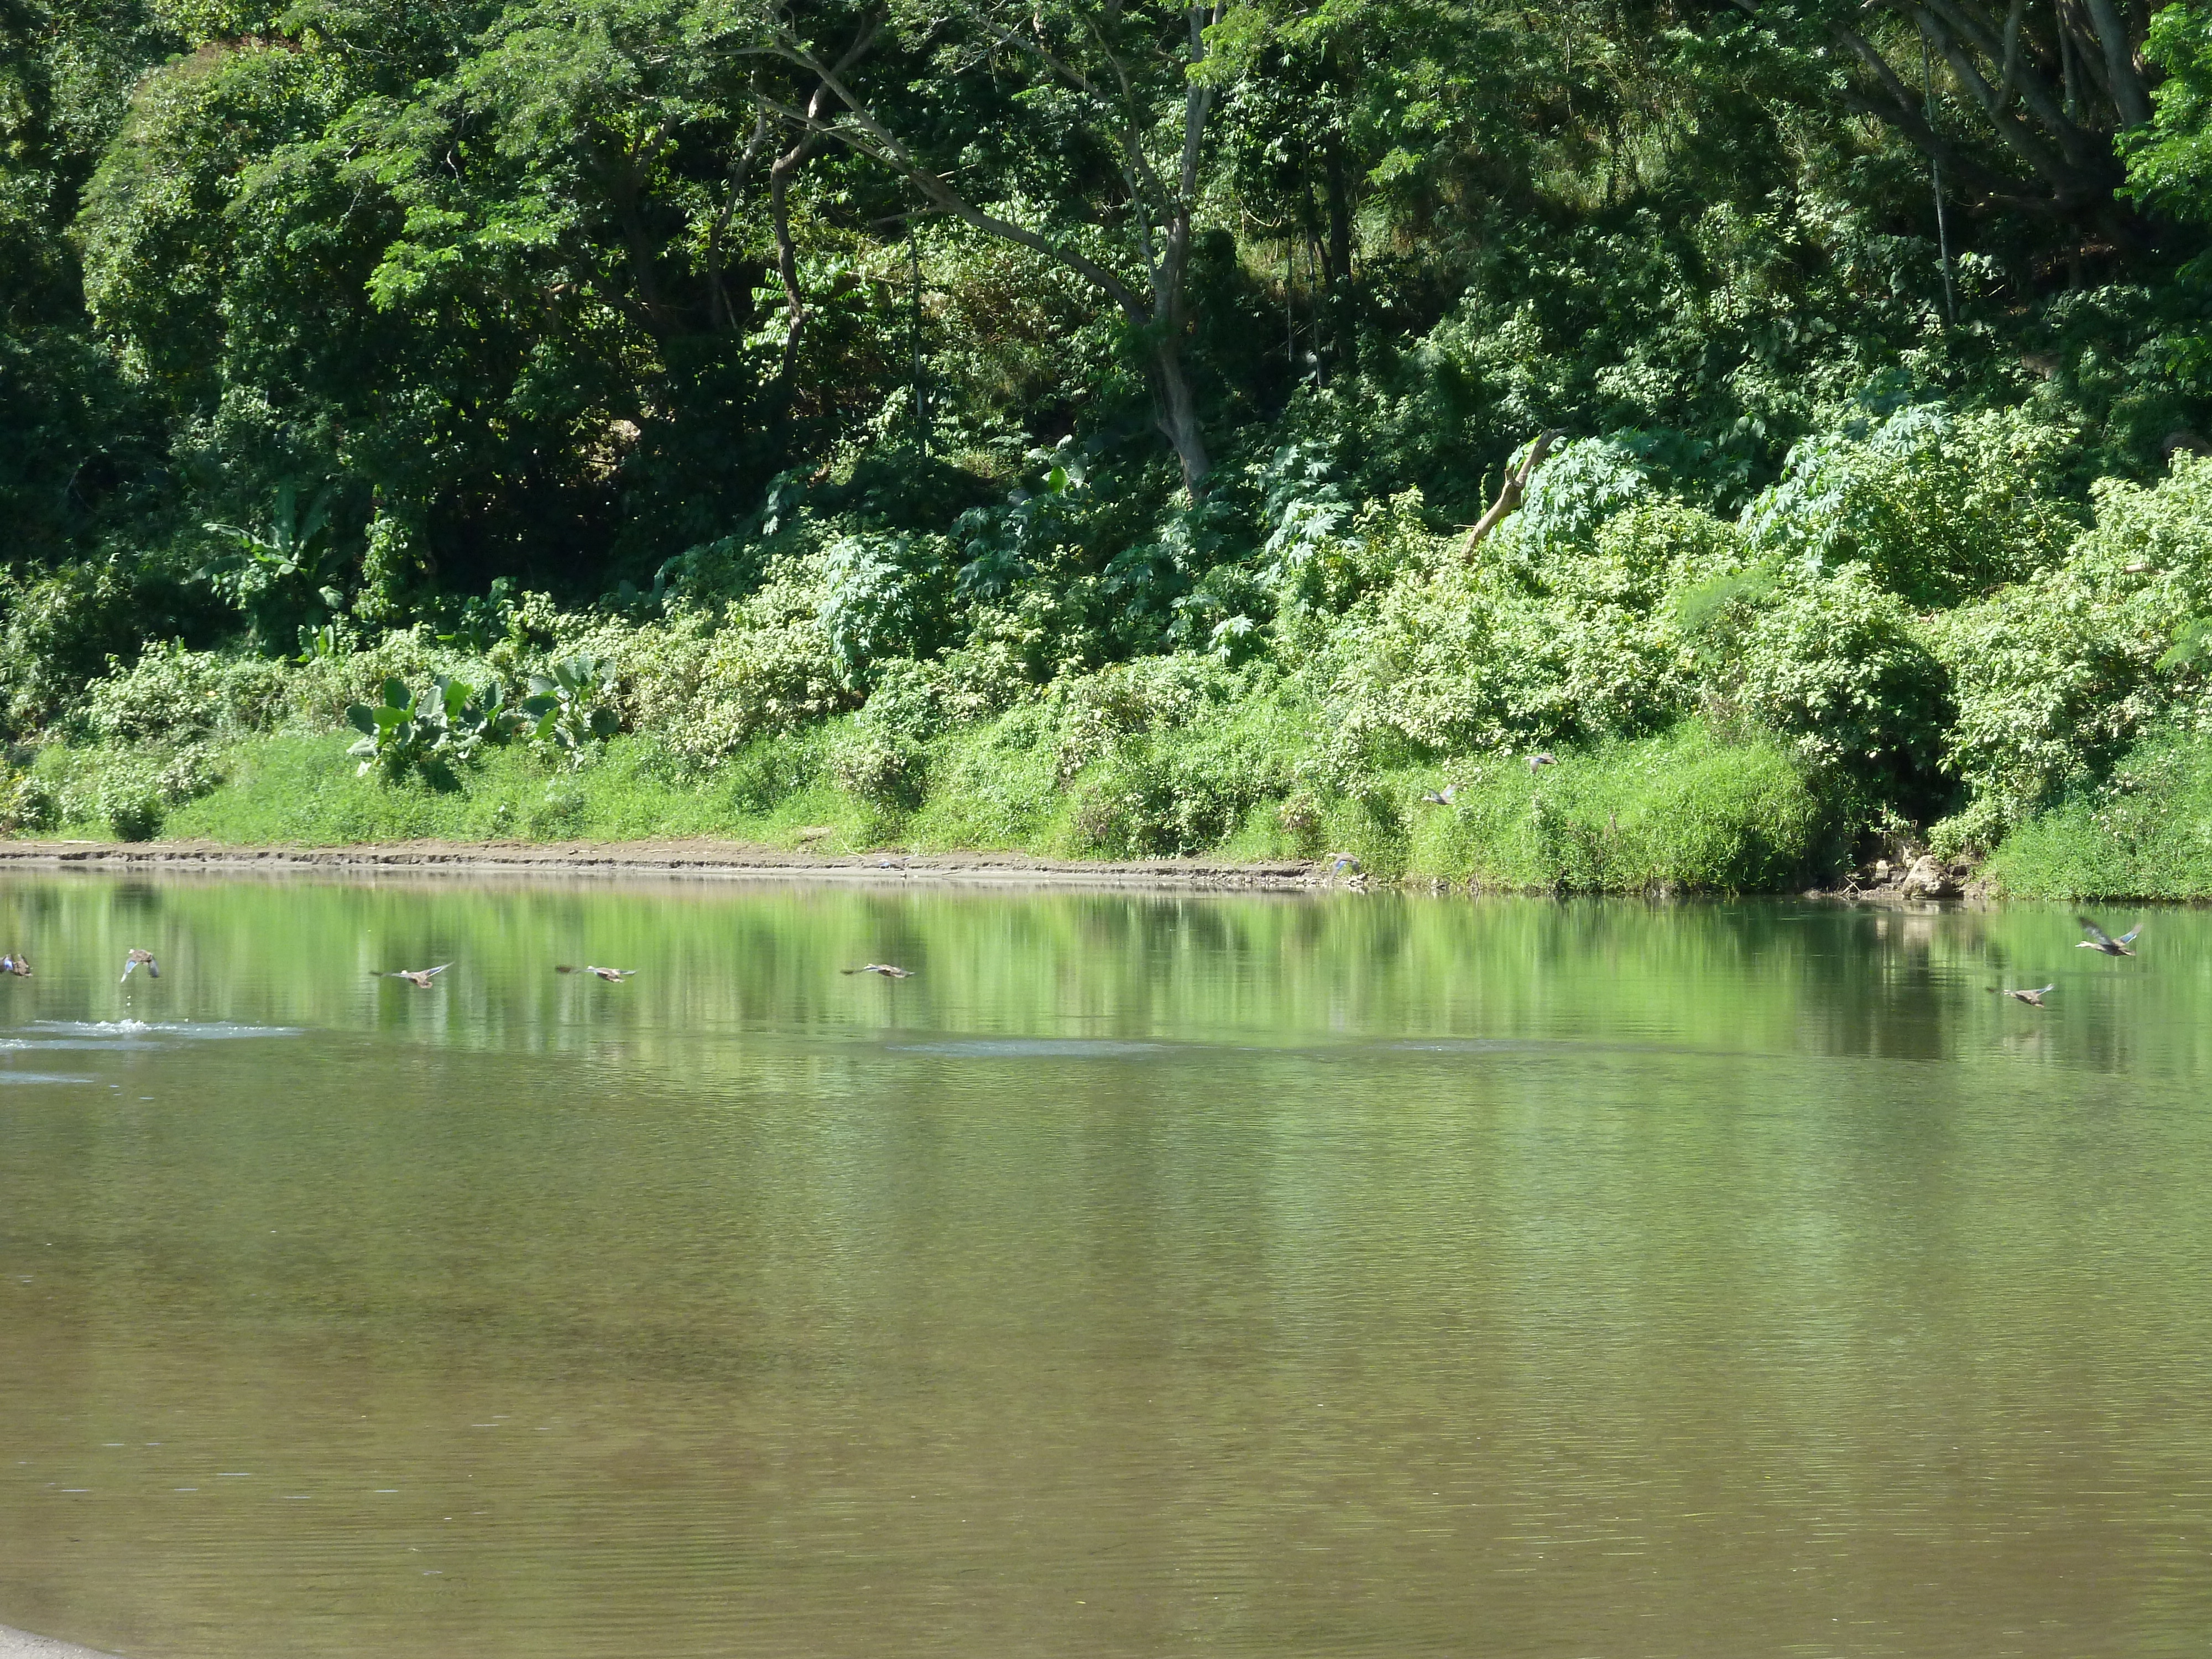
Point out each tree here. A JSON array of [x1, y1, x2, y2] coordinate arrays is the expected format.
[[2130, 0, 2212, 224], [1723, 0, 2160, 226], [741, 0, 1233, 495]]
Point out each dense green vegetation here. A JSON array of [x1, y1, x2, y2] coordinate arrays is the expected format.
[[6, 0, 2212, 892]]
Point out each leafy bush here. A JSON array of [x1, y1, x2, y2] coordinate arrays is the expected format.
[[1050, 655, 1245, 781], [828, 726, 928, 810], [3, 773, 59, 834], [1319, 500, 1744, 769], [199, 484, 349, 651], [1983, 726, 2212, 899], [0, 557, 210, 734], [347, 676, 522, 782], [1401, 722, 1839, 893], [1726, 565, 1951, 802], [1739, 405, 2080, 607], [857, 657, 951, 744], [1928, 451, 2212, 843], [1511, 437, 1656, 554], [98, 771, 165, 841], [817, 531, 957, 685], [84, 643, 293, 743]]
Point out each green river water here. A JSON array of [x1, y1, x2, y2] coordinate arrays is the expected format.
[[1, 874, 2210, 1657]]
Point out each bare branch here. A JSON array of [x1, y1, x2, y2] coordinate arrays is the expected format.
[[1458, 431, 1563, 559]]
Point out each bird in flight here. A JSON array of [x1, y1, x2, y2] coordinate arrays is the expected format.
[[2076, 919, 2143, 957], [557, 964, 637, 982], [1420, 784, 1459, 806], [1992, 984, 2056, 1008], [0, 952, 30, 977], [1328, 853, 1362, 875], [842, 963, 914, 978], [119, 949, 158, 982], [1527, 752, 1558, 774], [375, 964, 451, 988]]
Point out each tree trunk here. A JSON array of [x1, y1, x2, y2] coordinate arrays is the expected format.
[[770, 133, 818, 382], [1149, 336, 1210, 497]]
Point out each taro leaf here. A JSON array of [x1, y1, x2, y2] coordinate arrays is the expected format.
[[346, 703, 377, 736], [382, 677, 411, 709]]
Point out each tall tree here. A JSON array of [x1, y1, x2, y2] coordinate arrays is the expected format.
[[742, 0, 1233, 495], [1724, 0, 2161, 225]]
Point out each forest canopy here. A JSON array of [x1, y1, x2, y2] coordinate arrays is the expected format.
[[4, 0, 2212, 888]]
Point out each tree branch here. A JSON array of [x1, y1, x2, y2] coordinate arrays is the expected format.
[[1458, 431, 1562, 559], [745, 38, 1154, 322]]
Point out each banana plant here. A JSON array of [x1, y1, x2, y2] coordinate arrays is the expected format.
[[521, 655, 619, 763], [201, 483, 349, 650]]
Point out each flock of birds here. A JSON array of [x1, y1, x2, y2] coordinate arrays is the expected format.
[[0, 900, 2129, 1005], [1991, 917, 2145, 1008], [0, 952, 918, 985]]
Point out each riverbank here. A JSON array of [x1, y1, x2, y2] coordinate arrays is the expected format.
[[13, 716, 2212, 904], [13, 718, 1850, 896], [0, 837, 1327, 889]]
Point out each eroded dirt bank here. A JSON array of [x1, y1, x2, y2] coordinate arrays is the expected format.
[[0, 839, 1324, 890]]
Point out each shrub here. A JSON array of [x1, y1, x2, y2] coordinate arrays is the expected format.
[[84, 643, 293, 743], [0, 557, 204, 733], [1983, 727, 2212, 899], [1727, 565, 1950, 804], [347, 676, 523, 782], [99, 771, 165, 841], [817, 531, 956, 685], [857, 657, 950, 743], [1051, 655, 1243, 781], [829, 726, 928, 810], [3, 772, 59, 834], [1511, 437, 1656, 554], [1927, 451, 2212, 841], [1739, 404, 2079, 607], [1318, 503, 1746, 769]]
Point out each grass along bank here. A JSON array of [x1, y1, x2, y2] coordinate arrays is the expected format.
[[23, 714, 1842, 895], [1980, 728, 2212, 901]]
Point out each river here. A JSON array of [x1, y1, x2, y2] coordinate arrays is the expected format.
[[1, 874, 2208, 1656]]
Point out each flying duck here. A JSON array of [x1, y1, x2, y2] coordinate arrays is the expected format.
[[2077, 919, 2142, 958], [376, 964, 451, 988]]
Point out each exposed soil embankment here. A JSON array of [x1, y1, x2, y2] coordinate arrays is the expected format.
[[0, 1623, 122, 1659], [0, 839, 1326, 890]]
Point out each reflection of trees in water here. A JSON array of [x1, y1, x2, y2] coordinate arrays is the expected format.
[[4, 877, 2207, 1084]]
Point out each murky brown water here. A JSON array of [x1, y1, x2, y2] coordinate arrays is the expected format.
[[2, 876, 2210, 1656]]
